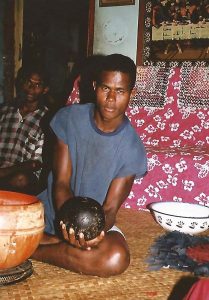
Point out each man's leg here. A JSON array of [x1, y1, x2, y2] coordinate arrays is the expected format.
[[32, 231, 130, 277]]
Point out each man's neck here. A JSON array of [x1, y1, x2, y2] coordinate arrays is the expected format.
[[94, 111, 125, 133], [19, 101, 39, 117]]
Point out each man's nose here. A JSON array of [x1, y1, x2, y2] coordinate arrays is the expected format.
[[26, 83, 36, 90], [106, 90, 116, 101]]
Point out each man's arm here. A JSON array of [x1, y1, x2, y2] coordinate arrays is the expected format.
[[102, 175, 135, 231], [39, 136, 74, 246], [52, 137, 74, 210]]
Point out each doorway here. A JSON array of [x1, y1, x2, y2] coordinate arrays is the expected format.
[[22, 0, 93, 107]]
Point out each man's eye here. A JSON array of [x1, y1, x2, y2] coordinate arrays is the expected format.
[[25, 80, 43, 88], [102, 87, 109, 92], [117, 89, 125, 94], [35, 83, 42, 88]]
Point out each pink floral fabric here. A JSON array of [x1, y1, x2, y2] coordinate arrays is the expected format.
[[125, 67, 209, 210], [66, 76, 80, 105]]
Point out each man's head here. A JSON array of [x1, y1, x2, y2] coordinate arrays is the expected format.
[[16, 65, 49, 104], [93, 54, 136, 126]]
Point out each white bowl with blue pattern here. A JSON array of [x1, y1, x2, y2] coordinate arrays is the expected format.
[[148, 202, 209, 235]]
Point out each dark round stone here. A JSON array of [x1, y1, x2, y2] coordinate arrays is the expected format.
[[58, 196, 105, 241]]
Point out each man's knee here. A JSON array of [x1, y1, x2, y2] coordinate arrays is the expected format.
[[102, 241, 130, 276], [8, 172, 38, 194], [91, 233, 130, 277], [9, 172, 29, 188], [68, 242, 130, 277]]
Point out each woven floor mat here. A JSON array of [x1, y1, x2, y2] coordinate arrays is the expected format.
[[0, 209, 197, 300]]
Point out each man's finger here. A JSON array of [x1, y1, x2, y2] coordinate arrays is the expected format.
[[60, 222, 68, 240], [69, 227, 76, 244]]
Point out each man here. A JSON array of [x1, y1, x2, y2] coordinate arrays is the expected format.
[[0, 66, 49, 194], [34, 54, 147, 277]]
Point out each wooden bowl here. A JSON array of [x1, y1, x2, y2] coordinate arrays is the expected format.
[[0, 191, 44, 269]]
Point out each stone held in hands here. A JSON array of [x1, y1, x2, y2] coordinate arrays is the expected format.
[[58, 196, 105, 241]]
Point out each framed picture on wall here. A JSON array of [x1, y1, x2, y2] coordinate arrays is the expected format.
[[137, 0, 209, 66], [99, 0, 135, 7]]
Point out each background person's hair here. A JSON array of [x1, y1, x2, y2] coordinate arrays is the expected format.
[[15, 64, 49, 95], [95, 54, 136, 90], [24, 65, 49, 86], [78, 54, 105, 104]]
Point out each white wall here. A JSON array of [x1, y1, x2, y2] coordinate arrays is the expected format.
[[93, 0, 139, 63]]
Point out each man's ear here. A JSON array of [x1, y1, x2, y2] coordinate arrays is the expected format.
[[43, 87, 49, 95], [130, 86, 137, 100], [93, 81, 96, 90]]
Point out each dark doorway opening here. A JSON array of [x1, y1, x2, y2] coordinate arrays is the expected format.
[[22, 0, 91, 107]]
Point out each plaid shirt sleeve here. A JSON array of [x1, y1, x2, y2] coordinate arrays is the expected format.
[[0, 105, 48, 178], [31, 132, 44, 163]]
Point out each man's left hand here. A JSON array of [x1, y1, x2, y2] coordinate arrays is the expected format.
[[60, 221, 105, 250]]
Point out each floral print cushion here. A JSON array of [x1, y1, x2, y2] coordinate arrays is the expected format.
[[124, 67, 209, 210]]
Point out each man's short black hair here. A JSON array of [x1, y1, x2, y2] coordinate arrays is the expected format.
[[95, 54, 136, 90], [24, 65, 49, 86], [16, 65, 49, 89]]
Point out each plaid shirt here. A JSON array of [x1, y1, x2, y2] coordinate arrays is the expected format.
[[0, 104, 48, 175]]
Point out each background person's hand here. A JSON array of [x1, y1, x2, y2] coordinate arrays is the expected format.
[[22, 160, 42, 171]]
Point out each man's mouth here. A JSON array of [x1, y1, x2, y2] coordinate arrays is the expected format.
[[27, 94, 34, 100], [104, 106, 115, 113]]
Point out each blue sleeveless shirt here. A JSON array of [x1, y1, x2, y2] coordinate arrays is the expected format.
[[38, 103, 147, 234]]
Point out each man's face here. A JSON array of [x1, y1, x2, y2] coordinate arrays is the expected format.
[[94, 71, 132, 122], [22, 73, 47, 103]]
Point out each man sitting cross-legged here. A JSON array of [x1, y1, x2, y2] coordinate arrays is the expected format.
[[33, 54, 147, 277]]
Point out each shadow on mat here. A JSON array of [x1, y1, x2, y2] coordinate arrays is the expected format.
[[168, 276, 199, 300]]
